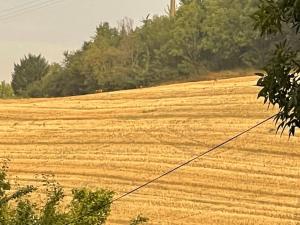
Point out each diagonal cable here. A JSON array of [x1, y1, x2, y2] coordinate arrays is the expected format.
[[112, 114, 276, 202], [68, 114, 276, 224], [0, 0, 64, 22]]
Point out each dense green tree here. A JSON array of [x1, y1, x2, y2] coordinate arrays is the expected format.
[[134, 15, 177, 83], [253, 0, 300, 136], [200, 0, 255, 68], [63, 23, 126, 94], [11, 54, 49, 97], [170, 0, 205, 75], [40, 63, 65, 97]]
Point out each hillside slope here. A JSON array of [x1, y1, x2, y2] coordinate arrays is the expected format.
[[0, 76, 299, 225]]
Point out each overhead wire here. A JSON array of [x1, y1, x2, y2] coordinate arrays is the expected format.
[[111, 114, 276, 203], [138, 116, 273, 223], [0, 0, 41, 14], [69, 113, 276, 224], [0, 0, 61, 20], [0, 0, 64, 22]]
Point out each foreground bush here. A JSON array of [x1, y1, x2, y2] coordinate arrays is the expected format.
[[0, 164, 148, 225]]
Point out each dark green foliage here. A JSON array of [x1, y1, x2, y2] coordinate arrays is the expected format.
[[253, 0, 300, 35], [12, 200, 37, 225], [253, 0, 300, 136], [170, 1, 205, 74], [0, 163, 11, 198], [11, 54, 49, 97], [40, 63, 66, 97]]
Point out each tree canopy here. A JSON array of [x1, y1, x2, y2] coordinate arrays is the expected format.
[[11, 54, 49, 97], [253, 0, 300, 136]]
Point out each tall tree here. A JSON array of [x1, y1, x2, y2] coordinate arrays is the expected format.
[[171, 0, 206, 74], [11, 54, 49, 96]]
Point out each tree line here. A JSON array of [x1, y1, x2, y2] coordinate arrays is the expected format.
[[10, 0, 297, 98]]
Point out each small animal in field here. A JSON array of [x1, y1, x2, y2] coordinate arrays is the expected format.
[[95, 89, 103, 93]]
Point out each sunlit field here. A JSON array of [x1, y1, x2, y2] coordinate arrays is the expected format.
[[0, 75, 299, 225]]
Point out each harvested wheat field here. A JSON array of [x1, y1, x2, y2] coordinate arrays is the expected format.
[[0, 76, 299, 225]]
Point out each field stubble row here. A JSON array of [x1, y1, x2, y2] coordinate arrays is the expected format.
[[0, 76, 299, 225]]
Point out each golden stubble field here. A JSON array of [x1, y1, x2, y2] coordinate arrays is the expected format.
[[0, 76, 299, 225]]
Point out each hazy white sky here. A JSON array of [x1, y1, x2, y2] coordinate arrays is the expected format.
[[0, 0, 171, 81]]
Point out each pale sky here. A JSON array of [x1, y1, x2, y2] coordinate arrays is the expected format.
[[0, 0, 171, 82]]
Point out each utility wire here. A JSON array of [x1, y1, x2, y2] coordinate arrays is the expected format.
[[0, 0, 64, 22], [0, 0, 60, 20], [0, 0, 57, 17], [0, 0, 41, 14], [111, 114, 276, 203], [68, 114, 276, 224]]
